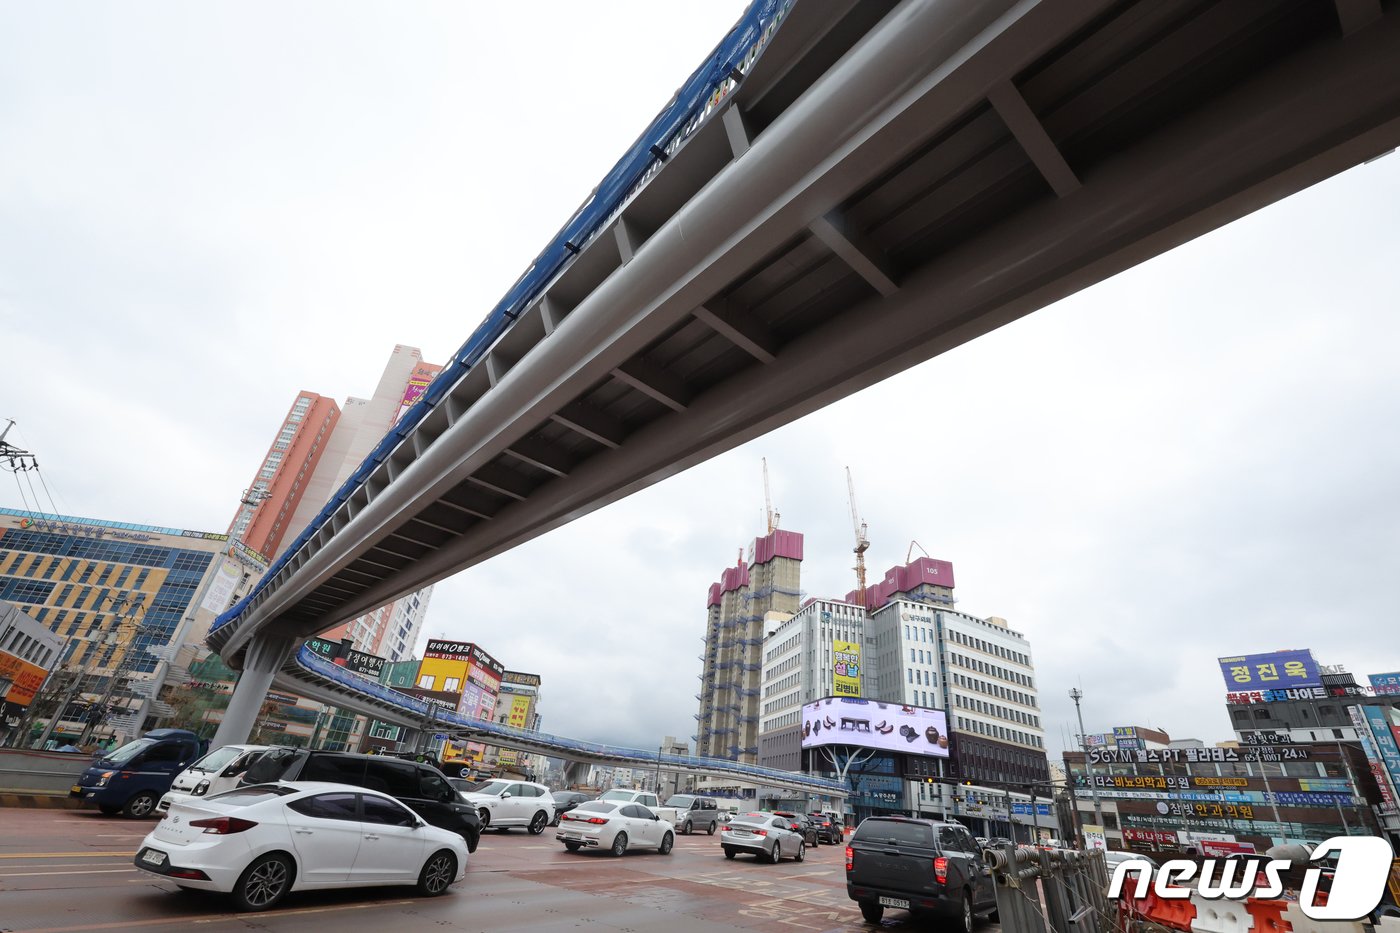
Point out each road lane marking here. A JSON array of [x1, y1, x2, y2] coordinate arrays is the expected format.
[[0, 868, 137, 877], [0, 852, 136, 859], [21, 898, 417, 932]]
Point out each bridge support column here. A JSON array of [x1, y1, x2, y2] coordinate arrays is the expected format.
[[210, 633, 296, 751], [563, 760, 590, 788]]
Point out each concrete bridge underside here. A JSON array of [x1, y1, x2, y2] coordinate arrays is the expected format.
[[208, 0, 1400, 750]]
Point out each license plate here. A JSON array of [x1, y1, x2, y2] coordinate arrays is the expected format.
[[878, 897, 910, 909], [141, 849, 167, 867], [71, 784, 82, 794]]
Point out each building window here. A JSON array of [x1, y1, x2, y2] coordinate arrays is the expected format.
[[444, 677, 461, 692], [417, 674, 434, 689]]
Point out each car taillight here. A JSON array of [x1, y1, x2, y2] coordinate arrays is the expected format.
[[585, 817, 609, 825], [845, 846, 854, 871], [934, 856, 948, 883], [189, 816, 258, 835], [752, 829, 767, 836]]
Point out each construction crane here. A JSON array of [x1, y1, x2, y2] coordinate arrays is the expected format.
[[846, 466, 870, 610], [762, 458, 779, 534], [907, 540, 930, 563]]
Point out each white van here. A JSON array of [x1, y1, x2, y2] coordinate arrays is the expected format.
[[156, 744, 272, 814]]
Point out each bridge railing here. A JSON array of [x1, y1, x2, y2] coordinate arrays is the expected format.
[[291, 647, 844, 793], [210, 0, 795, 646]]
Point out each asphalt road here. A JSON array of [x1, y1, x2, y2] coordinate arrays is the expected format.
[[0, 808, 1006, 932]]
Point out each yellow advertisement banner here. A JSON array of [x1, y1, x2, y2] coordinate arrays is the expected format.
[[833, 640, 861, 697], [506, 694, 531, 729]]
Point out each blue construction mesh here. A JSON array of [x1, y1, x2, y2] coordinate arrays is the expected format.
[[210, 0, 795, 644]]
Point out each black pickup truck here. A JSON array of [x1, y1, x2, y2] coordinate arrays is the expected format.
[[845, 816, 998, 928]]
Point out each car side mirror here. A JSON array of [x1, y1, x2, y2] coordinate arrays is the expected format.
[[501, 791, 512, 799]]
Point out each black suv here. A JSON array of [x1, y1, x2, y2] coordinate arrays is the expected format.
[[242, 749, 481, 852], [845, 817, 997, 929], [807, 811, 842, 845]]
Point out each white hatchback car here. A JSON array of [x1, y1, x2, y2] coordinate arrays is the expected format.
[[134, 782, 468, 911], [457, 778, 555, 834], [157, 744, 271, 815], [556, 799, 675, 856]]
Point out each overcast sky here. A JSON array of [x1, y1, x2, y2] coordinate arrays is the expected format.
[[3, 2, 1398, 760]]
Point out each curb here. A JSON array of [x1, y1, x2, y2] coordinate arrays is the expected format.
[[0, 793, 83, 809]]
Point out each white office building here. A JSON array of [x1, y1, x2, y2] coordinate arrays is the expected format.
[[756, 598, 867, 771]]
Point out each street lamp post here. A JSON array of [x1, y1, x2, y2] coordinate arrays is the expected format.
[[1069, 688, 1105, 848]]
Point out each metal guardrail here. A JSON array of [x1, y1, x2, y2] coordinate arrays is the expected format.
[[985, 845, 1113, 933]]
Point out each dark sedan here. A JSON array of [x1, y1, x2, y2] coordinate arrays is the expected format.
[[807, 812, 842, 844], [774, 811, 819, 847], [550, 791, 592, 826]]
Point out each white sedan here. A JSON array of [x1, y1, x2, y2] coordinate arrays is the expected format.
[[134, 782, 468, 911], [556, 800, 675, 856], [457, 778, 556, 834]]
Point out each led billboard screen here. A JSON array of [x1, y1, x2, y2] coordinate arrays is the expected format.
[[801, 697, 950, 757]]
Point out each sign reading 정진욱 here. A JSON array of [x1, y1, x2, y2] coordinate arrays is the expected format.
[[1218, 650, 1321, 690]]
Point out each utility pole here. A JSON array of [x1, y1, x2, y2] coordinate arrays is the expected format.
[[1069, 688, 1105, 848], [129, 487, 270, 736], [77, 594, 149, 746]]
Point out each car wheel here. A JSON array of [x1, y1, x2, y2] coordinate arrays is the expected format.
[[477, 808, 490, 829], [528, 811, 548, 835], [564, 841, 581, 852], [98, 804, 121, 816], [231, 853, 293, 912], [794, 841, 805, 862], [770, 841, 781, 863], [958, 890, 974, 933], [683, 820, 692, 835], [659, 832, 674, 855], [416, 850, 456, 897], [723, 847, 736, 860], [860, 901, 884, 923], [611, 832, 628, 857], [706, 821, 716, 836], [122, 792, 158, 819]]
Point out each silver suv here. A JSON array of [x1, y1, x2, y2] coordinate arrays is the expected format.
[[665, 794, 720, 835]]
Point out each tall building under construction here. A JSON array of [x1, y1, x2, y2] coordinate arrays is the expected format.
[[694, 530, 803, 763]]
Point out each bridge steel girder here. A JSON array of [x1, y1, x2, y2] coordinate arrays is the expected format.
[[212, 0, 1400, 675]]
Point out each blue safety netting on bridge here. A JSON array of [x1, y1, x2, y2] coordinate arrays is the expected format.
[[210, 0, 793, 647]]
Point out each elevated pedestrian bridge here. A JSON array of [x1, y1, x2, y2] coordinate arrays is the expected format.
[[278, 646, 846, 798], [205, 0, 1400, 749]]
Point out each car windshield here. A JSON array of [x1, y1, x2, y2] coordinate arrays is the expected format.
[[599, 790, 636, 802], [206, 785, 298, 807], [188, 745, 244, 774], [664, 795, 696, 809], [852, 820, 933, 847], [471, 780, 512, 797], [101, 737, 156, 764], [574, 801, 618, 814]]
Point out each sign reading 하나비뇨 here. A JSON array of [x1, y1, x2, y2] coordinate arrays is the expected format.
[[1218, 649, 1321, 690]]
